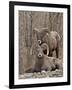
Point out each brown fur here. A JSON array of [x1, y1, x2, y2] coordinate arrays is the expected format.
[[41, 56, 63, 71]]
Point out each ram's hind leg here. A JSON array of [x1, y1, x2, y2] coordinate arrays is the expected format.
[[56, 47, 59, 58], [48, 51, 53, 57]]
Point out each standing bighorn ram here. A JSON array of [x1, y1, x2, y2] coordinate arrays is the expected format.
[[33, 28, 60, 58]]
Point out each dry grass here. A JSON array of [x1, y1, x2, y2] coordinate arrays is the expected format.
[[19, 11, 63, 76], [19, 69, 63, 79]]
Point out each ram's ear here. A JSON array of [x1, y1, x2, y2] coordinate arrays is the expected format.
[[41, 28, 50, 35], [33, 28, 39, 34], [34, 28, 39, 31]]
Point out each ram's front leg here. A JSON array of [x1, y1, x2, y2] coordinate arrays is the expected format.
[[48, 51, 53, 57], [56, 45, 60, 58]]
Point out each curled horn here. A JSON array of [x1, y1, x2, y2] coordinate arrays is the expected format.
[[47, 45, 49, 56], [41, 43, 49, 56]]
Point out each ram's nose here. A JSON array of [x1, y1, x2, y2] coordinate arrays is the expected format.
[[38, 53, 43, 58]]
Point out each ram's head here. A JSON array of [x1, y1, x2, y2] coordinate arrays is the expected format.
[[33, 28, 49, 45]]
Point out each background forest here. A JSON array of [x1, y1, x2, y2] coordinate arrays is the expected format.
[[19, 11, 63, 75]]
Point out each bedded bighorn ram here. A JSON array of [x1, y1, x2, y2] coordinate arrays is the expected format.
[[33, 28, 60, 58], [26, 41, 62, 73]]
